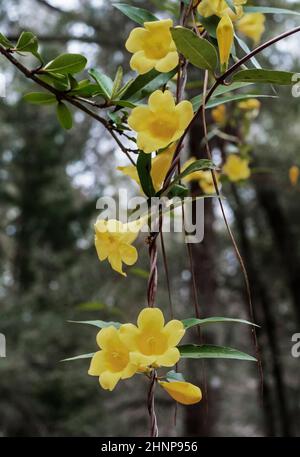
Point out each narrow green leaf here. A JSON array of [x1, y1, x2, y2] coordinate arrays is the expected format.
[[121, 68, 177, 103], [244, 6, 300, 16], [56, 102, 73, 130], [89, 68, 113, 99], [112, 99, 136, 109], [191, 82, 254, 110], [70, 82, 103, 98], [235, 35, 261, 69], [179, 344, 257, 361], [176, 159, 215, 182], [204, 94, 277, 111], [23, 92, 57, 105], [0, 32, 14, 48], [166, 370, 185, 382], [137, 152, 156, 197], [113, 3, 158, 25], [182, 317, 259, 330], [130, 267, 149, 279], [67, 320, 121, 329], [171, 27, 218, 72], [111, 66, 124, 99], [62, 352, 95, 362], [232, 69, 296, 85], [44, 53, 87, 75]]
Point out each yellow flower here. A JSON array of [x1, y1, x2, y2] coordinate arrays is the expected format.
[[211, 104, 227, 125], [125, 19, 179, 75], [238, 98, 261, 111], [159, 381, 202, 405], [198, 170, 219, 194], [223, 154, 251, 182], [181, 157, 204, 183], [88, 326, 137, 391], [94, 219, 143, 276], [118, 145, 175, 193], [217, 14, 234, 71], [119, 308, 185, 369], [236, 13, 266, 45], [128, 90, 193, 153], [198, 0, 246, 21], [289, 166, 299, 187]]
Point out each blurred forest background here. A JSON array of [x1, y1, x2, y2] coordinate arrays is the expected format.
[[0, 0, 300, 437]]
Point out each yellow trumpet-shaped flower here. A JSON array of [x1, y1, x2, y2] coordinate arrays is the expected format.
[[212, 104, 227, 125], [118, 145, 175, 193], [198, 170, 220, 194], [289, 166, 299, 187], [88, 326, 138, 391], [223, 154, 251, 182], [217, 14, 234, 71], [94, 219, 143, 276], [236, 13, 266, 45], [159, 381, 202, 405], [128, 90, 193, 153], [125, 19, 179, 75], [238, 98, 261, 111], [198, 0, 246, 21], [119, 308, 185, 369]]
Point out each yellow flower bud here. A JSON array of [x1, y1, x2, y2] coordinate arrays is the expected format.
[[216, 15, 234, 71], [289, 166, 299, 187], [238, 98, 261, 111], [159, 381, 202, 405], [212, 104, 227, 125]]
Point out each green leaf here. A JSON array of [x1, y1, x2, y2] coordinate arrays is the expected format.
[[191, 82, 254, 110], [121, 68, 177, 103], [112, 100, 136, 109], [62, 352, 95, 362], [167, 184, 189, 198], [182, 317, 259, 330], [130, 267, 149, 279], [111, 66, 124, 99], [234, 35, 261, 69], [137, 152, 156, 197], [44, 53, 87, 75], [179, 344, 257, 361], [113, 3, 158, 25], [39, 73, 70, 91], [75, 301, 107, 311], [56, 102, 73, 130], [244, 6, 300, 16], [89, 69, 113, 99], [70, 82, 103, 98], [23, 92, 57, 105], [0, 32, 14, 48], [67, 320, 121, 329], [16, 31, 38, 53], [176, 159, 215, 182], [232, 69, 296, 85], [171, 27, 218, 73], [203, 94, 277, 111], [166, 370, 185, 383]]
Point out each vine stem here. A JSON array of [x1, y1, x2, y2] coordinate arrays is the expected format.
[[147, 370, 158, 437]]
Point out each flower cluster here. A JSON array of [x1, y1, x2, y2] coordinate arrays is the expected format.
[[88, 307, 202, 405]]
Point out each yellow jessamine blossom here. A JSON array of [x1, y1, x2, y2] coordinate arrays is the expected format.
[[119, 308, 185, 369], [211, 104, 227, 125], [198, 0, 246, 21], [159, 381, 202, 405], [94, 219, 143, 276], [118, 145, 175, 193], [181, 158, 219, 194], [223, 154, 251, 182], [289, 166, 299, 187], [88, 326, 138, 391], [128, 90, 193, 153], [238, 98, 261, 111], [236, 13, 265, 45], [125, 19, 179, 75], [217, 14, 234, 70]]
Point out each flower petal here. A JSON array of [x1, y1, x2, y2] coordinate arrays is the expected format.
[[155, 51, 178, 73], [125, 27, 148, 53], [96, 326, 120, 350], [156, 347, 180, 367], [95, 235, 109, 261], [144, 19, 173, 32], [137, 307, 165, 331], [108, 251, 125, 276], [119, 323, 139, 351], [159, 381, 202, 405], [129, 351, 156, 368], [130, 50, 155, 74], [121, 363, 138, 380], [136, 131, 166, 153], [162, 320, 185, 346], [88, 351, 106, 376], [119, 244, 138, 266], [128, 106, 153, 132], [99, 371, 121, 391], [149, 90, 175, 112], [175, 100, 194, 130]]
